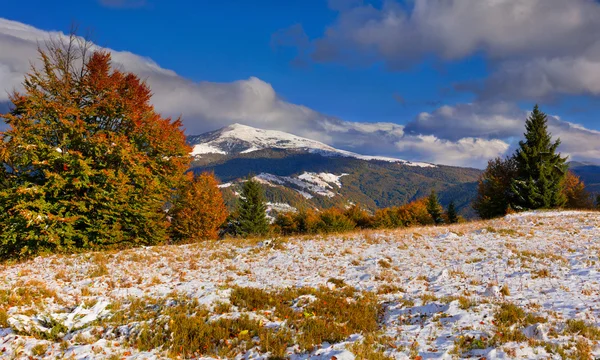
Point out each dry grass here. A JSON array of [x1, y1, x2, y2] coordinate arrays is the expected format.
[[101, 286, 382, 358], [0, 279, 63, 308]]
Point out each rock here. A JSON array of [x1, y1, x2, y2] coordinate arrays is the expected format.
[[483, 285, 500, 297], [523, 323, 548, 341]]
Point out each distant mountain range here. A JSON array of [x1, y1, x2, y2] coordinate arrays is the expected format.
[[188, 124, 482, 217]]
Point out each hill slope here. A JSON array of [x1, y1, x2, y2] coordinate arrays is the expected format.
[[1, 211, 599, 358], [188, 124, 481, 215]]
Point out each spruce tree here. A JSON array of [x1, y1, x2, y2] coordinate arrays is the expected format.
[[233, 178, 270, 237], [426, 190, 444, 225], [510, 105, 568, 210], [446, 201, 459, 224]]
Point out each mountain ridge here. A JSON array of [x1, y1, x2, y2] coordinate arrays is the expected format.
[[188, 124, 482, 216], [188, 123, 435, 167]]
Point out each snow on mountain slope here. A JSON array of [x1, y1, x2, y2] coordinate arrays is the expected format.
[[254, 172, 347, 199], [189, 123, 435, 167]]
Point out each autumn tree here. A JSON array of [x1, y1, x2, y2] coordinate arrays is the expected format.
[[511, 105, 568, 210], [473, 157, 518, 219], [562, 171, 593, 209], [170, 173, 228, 242], [0, 34, 190, 259]]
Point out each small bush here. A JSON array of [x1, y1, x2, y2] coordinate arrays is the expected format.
[[565, 319, 600, 340], [0, 308, 8, 328], [316, 208, 356, 233], [31, 343, 48, 356]]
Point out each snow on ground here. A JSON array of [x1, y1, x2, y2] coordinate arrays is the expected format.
[[1, 211, 600, 359]]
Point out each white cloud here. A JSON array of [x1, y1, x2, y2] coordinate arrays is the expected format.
[[311, 0, 600, 100], [409, 102, 600, 165], [394, 136, 510, 168], [405, 102, 524, 141], [0, 17, 598, 168]]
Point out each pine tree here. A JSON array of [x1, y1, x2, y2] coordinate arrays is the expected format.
[[446, 201, 459, 224], [473, 157, 518, 219], [232, 178, 270, 237], [426, 190, 444, 225], [0, 35, 190, 259], [170, 172, 228, 242], [510, 105, 568, 210]]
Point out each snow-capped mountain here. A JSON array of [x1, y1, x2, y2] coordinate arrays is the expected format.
[[189, 123, 482, 217], [188, 123, 434, 167]]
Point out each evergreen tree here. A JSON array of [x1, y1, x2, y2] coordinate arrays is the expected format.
[[446, 201, 459, 224], [426, 190, 444, 225], [0, 35, 190, 259], [510, 105, 568, 210], [473, 157, 518, 219], [232, 178, 270, 237]]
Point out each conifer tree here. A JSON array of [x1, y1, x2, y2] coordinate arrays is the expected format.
[[232, 178, 270, 237], [446, 201, 459, 224], [0, 34, 190, 259], [510, 105, 568, 210], [170, 172, 228, 242], [426, 190, 444, 225]]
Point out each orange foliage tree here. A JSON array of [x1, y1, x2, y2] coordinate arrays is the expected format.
[[0, 35, 190, 259], [562, 171, 593, 209], [170, 172, 228, 242]]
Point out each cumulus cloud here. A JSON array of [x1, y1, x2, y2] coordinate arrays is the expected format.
[[405, 102, 524, 141], [310, 0, 600, 100], [0, 17, 597, 168], [0, 18, 504, 167], [394, 136, 510, 168], [409, 102, 600, 165]]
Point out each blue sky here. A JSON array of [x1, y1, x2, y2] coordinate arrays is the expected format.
[[1, 0, 600, 167], [2, 0, 475, 123]]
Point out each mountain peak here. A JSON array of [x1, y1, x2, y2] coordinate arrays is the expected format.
[[188, 124, 435, 167]]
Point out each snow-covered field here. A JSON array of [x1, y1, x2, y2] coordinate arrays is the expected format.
[[1, 211, 600, 359]]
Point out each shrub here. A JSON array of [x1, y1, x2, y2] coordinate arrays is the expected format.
[[170, 172, 228, 242], [274, 212, 298, 236], [316, 208, 356, 233], [343, 204, 372, 229], [0, 34, 190, 259]]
